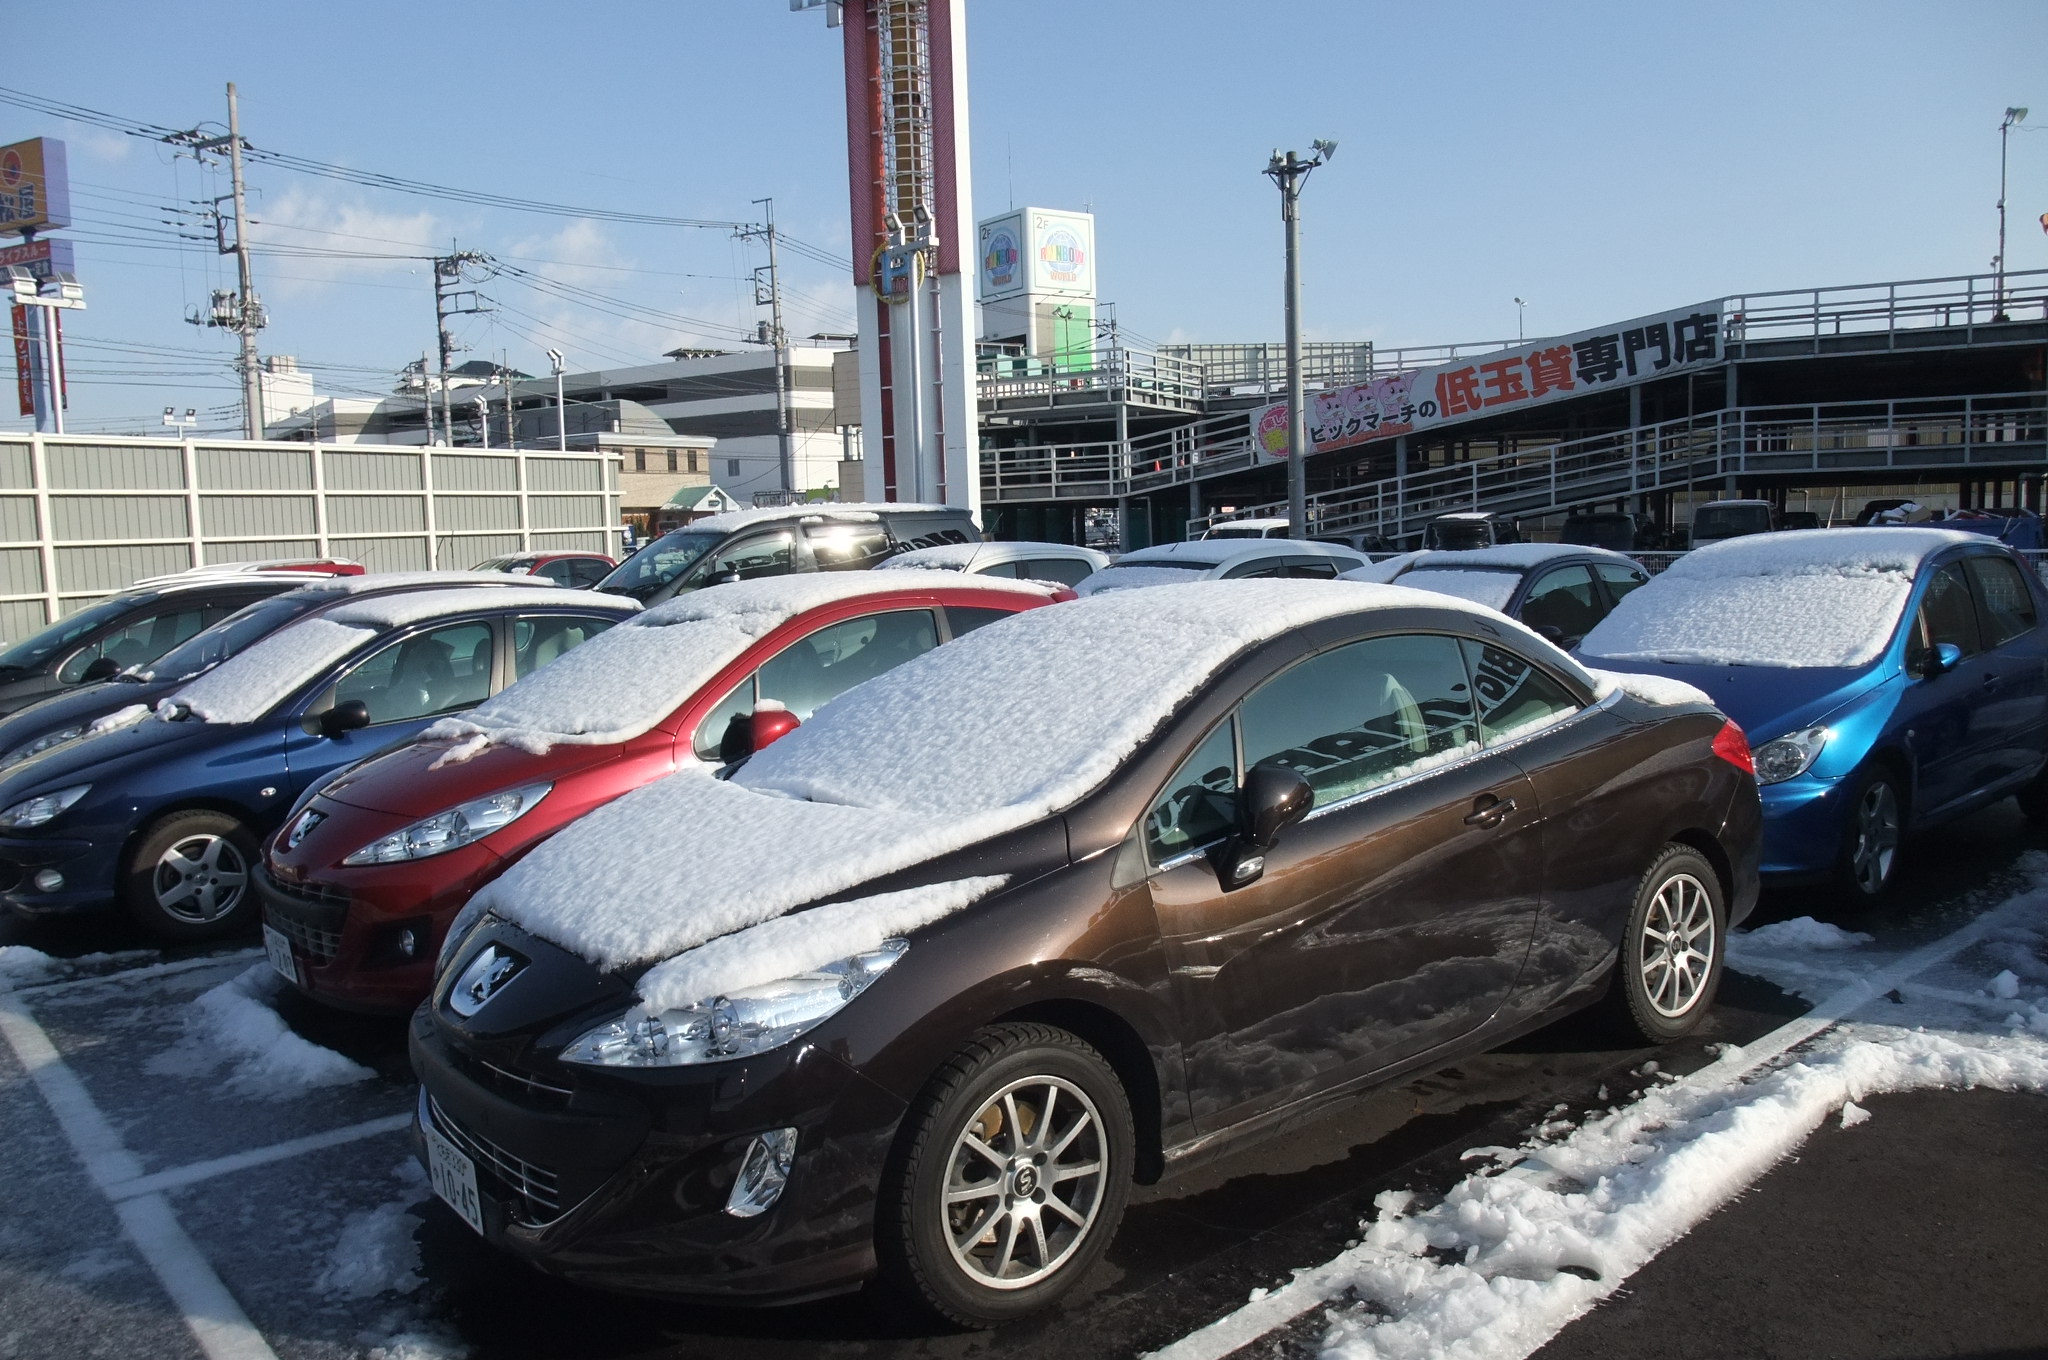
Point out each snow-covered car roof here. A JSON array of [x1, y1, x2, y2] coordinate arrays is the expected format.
[[285, 570, 558, 597], [1402, 543, 1639, 572], [1114, 539, 1362, 567], [1580, 527, 1983, 669], [878, 541, 1108, 573], [423, 570, 1058, 756], [166, 587, 637, 725], [678, 501, 958, 536], [477, 579, 1566, 971]]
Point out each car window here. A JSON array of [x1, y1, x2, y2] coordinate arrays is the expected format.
[[328, 621, 495, 724], [966, 559, 1022, 578], [532, 559, 574, 586], [1144, 717, 1239, 865], [807, 524, 892, 572], [1519, 565, 1602, 643], [1459, 639, 1582, 743], [58, 605, 210, 684], [708, 531, 795, 582], [1222, 558, 1287, 580], [947, 605, 1018, 637], [570, 559, 612, 588], [1239, 633, 1479, 804], [1016, 557, 1094, 587], [511, 614, 622, 682], [1965, 555, 2039, 648], [1912, 561, 1983, 664], [1596, 563, 1648, 605], [693, 675, 757, 761], [1285, 558, 1341, 580], [757, 609, 938, 720]]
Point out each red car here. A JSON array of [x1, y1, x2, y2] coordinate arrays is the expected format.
[[471, 551, 616, 589], [259, 572, 1066, 1013]]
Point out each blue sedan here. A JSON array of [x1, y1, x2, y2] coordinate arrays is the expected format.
[[1580, 528, 2048, 901], [0, 586, 636, 940]]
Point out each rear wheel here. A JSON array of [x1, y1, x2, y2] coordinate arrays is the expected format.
[[1835, 767, 1904, 904], [120, 810, 258, 943], [880, 1023, 1133, 1328], [1605, 843, 1725, 1044]]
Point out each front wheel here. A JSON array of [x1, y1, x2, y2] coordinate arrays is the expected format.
[[1605, 843, 1725, 1044], [1835, 767, 1904, 903], [120, 810, 259, 942], [880, 1023, 1134, 1328]]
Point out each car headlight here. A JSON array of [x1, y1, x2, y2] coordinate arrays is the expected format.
[[0, 726, 86, 770], [1753, 726, 1829, 785], [0, 784, 91, 829], [559, 941, 908, 1068], [341, 782, 551, 865]]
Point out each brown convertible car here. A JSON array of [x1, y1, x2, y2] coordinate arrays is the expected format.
[[412, 579, 1761, 1325]]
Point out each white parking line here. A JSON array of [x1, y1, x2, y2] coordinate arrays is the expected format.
[[1142, 908, 2015, 1360], [108, 1113, 412, 1201], [0, 989, 280, 1360]]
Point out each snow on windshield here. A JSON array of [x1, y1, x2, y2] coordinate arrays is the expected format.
[[1393, 568, 1521, 611], [1580, 528, 1979, 669], [876, 543, 988, 572], [1075, 563, 1211, 595], [423, 573, 1047, 756], [165, 618, 377, 724]]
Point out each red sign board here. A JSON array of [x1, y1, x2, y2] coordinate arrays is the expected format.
[[11, 304, 31, 417]]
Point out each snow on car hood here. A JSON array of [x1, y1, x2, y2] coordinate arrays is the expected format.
[[1579, 528, 1979, 669], [481, 579, 1509, 971], [422, 572, 1055, 759]]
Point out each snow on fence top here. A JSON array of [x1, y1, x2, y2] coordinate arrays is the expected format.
[[480, 579, 1559, 970], [424, 572, 1053, 755], [1580, 527, 1979, 669]]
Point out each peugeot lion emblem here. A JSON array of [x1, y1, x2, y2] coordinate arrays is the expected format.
[[450, 944, 525, 1017]]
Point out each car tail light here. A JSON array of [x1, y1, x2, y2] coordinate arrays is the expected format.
[[1711, 720, 1754, 775]]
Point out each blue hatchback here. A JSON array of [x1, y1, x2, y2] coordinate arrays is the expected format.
[[1580, 528, 2048, 901], [0, 586, 637, 940]]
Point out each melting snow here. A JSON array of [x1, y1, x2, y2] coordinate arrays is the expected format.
[[144, 965, 373, 1099], [316, 1161, 428, 1299]]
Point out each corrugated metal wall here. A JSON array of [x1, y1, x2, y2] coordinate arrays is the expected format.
[[0, 435, 621, 632]]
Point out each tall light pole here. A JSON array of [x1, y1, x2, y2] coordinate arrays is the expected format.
[[547, 348, 567, 452], [1515, 297, 1527, 342], [1996, 107, 2028, 321], [1265, 139, 1336, 540]]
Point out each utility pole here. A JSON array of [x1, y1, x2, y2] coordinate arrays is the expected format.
[[742, 199, 794, 493], [167, 83, 269, 440], [502, 349, 517, 450], [1264, 139, 1336, 540], [432, 250, 489, 444]]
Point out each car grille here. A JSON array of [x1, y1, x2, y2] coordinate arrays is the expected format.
[[258, 872, 349, 962], [463, 1053, 575, 1109], [429, 1094, 561, 1223]]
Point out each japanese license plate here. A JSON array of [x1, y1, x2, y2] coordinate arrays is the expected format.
[[425, 1123, 484, 1236], [261, 924, 297, 986]]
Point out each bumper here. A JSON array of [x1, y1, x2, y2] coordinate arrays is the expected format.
[[1757, 776, 1848, 881], [258, 864, 480, 1015], [408, 1005, 908, 1301], [0, 836, 115, 916]]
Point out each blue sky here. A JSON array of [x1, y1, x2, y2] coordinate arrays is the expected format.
[[9, 0, 2046, 433]]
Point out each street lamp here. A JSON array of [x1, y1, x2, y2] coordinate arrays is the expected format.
[[1996, 107, 2028, 321], [1515, 297, 1527, 342], [1264, 138, 1336, 541], [547, 348, 567, 453], [162, 407, 197, 435], [5, 267, 86, 435]]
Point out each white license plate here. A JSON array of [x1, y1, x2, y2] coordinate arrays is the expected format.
[[425, 1123, 485, 1236], [261, 924, 297, 986]]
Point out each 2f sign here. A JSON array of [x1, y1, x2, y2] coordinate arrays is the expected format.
[[0, 140, 71, 238]]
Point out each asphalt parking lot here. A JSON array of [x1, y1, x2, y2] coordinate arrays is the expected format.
[[2, 799, 2044, 1360]]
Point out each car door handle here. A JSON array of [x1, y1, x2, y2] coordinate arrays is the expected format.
[[1464, 795, 1518, 828]]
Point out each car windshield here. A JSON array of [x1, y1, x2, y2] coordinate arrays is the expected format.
[[1396, 567, 1522, 611], [140, 594, 325, 682], [0, 596, 141, 672], [598, 530, 723, 601], [473, 555, 531, 573], [1695, 505, 1772, 537]]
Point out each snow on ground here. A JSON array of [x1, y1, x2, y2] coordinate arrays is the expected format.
[[1151, 862, 2048, 1360], [143, 964, 373, 1099], [0, 944, 158, 989], [316, 1161, 429, 1300]]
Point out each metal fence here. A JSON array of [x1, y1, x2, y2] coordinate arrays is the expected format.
[[0, 434, 622, 639]]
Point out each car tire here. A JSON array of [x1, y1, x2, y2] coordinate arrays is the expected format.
[[1604, 843, 1726, 1045], [1834, 766, 1905, 904], [879, 1022, 1134, 1328], [120, 810, 259, 943]]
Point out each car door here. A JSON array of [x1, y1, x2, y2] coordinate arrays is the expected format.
[[281, 618, 500, 794], [1145, 631, 1543, 1133], [1961, 552, 2048, 789], [688, 609, 942, 761], [1896, 557, 1988, 816]]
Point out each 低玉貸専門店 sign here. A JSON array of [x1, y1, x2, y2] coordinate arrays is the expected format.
[[1255, 302, 1726, 461]]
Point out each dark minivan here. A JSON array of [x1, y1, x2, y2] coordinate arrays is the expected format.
[[598, 504, 979, 606]]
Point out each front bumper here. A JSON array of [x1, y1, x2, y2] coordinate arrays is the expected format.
[[258, 863, 482, 1015], [1757, 776, 1849, 880], [0, 836, 115, 916], [408, 1004, 909, 1301]]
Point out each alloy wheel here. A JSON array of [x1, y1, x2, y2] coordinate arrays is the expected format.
[[1639, 870, 1716, 1018], [151, 832, 249, 924], [942, 1075, 1108, 1290], [1851, 780, 1900, 896]]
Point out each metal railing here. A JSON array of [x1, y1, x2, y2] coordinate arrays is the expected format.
[[1726, 269, 2048, 353], [976, 345, 1210, 411]]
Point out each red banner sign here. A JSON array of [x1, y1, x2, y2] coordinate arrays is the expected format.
[[10, 304, 30, 417]]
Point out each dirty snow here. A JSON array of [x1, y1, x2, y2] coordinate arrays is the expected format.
[[636, 875, 1008, 1011], [1579, 527, 1979, 669], [0, 944, 157, 989], [165, 617, 376, 724], [144, 965, 373, 1099], [1585, 668, 1717, 711], [422, 573, 1048, 757]]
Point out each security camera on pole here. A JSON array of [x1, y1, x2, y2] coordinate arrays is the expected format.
[[1264, 139, 1336, 541]]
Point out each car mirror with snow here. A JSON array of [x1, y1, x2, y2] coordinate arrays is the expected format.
[[317, 699, 372, 738], [1918, 641, 1963, 680]]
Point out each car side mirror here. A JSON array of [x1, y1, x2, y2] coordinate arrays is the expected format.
[[80, 656, 121, 683], [717, 706, 801, 762], [1918, 641, 1963, 680], [317, 699, 372, 738], [1217, 761, 1314, 889]]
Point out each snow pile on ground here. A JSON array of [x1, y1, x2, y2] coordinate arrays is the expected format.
[[165, 618, 376, 724], [636, 875, 1007, 1011], [1580, 528, 1977, 669], [1389, 567, 1521, 611], [144, 965, 373, 1099], [0, 945, 157, 989], [317, 1161, 428, 1299], [422, 573, 1049, 758], [1730, 915, 1874, 955], [1585, 669, 1716, 710]]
